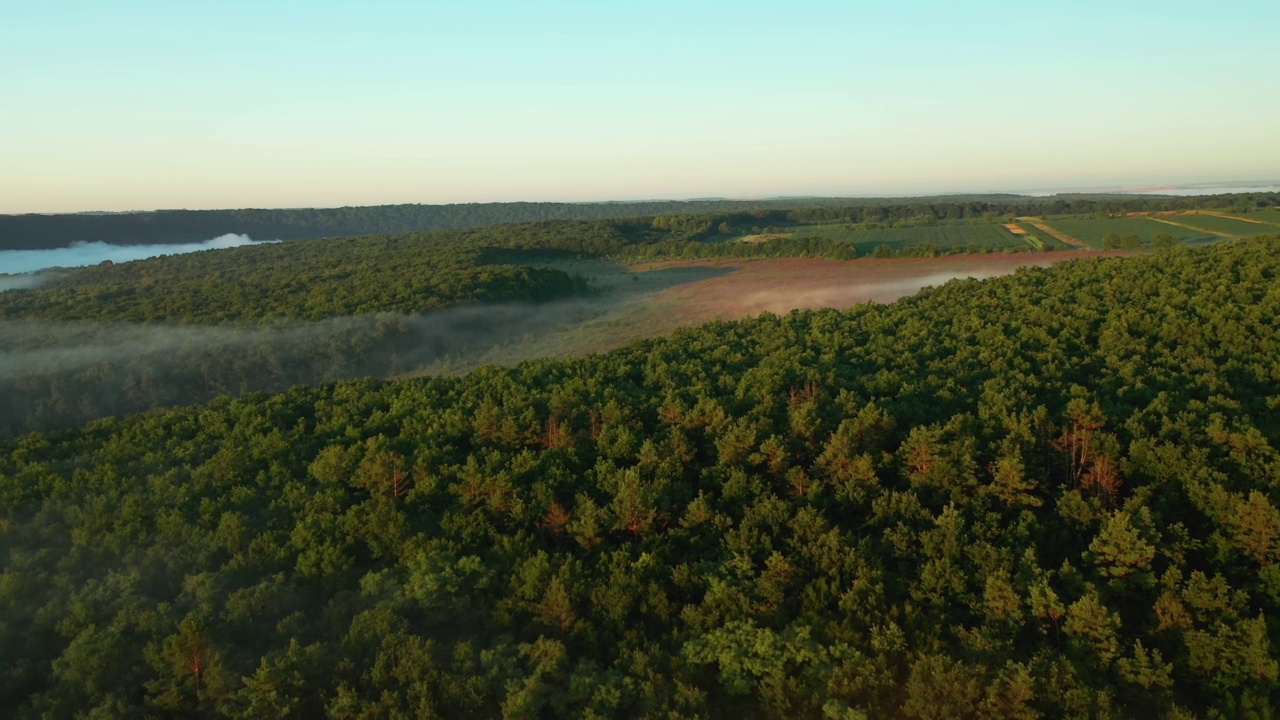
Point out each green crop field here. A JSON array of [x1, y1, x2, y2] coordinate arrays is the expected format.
[[1015, 222, 1069, 249], [790, 222, 1058, 253], [1042, 217, 1216, 246], [1229, 209, 1280, 228], [1016, 220, 1079, 250], [1015, 223, 1045, 249], [1175, 213, 1277, 236]]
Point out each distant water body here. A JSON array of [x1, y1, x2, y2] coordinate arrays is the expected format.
[[0, 234, 274, 278]]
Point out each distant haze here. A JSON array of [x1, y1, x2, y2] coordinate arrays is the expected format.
[[1127, 185, 1280, 197], [1022, 183, 1280, 198], [0, 234, 271, 277]]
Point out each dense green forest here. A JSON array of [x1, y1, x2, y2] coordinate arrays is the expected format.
[[0, 225, 614, 324], [0, 206, 1090, 437], [3, 237, 1280, 717], [0, 208, 1185, 326], [0, 220, 651, 436], [3, 192, 1276, 250], [0, 203, 1265, 438], [3, 214, 864, 325]]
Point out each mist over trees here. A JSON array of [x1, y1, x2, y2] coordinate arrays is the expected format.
[[0, 205, 1083, 437], [1, 202, 1270, 437], [3, 236, 1280, 716]]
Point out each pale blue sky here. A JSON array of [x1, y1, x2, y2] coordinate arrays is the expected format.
[[2, 0, 1277, 212]]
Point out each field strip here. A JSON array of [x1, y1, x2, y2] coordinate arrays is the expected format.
[[1204, 211, 1280, 228], [1197, 211, 1272, 225], [1150, 216, 1238, 239], [1018, 218, 1091, 249]]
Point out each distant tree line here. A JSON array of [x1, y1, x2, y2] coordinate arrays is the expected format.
[[2, 192, 1275, 250], [0, 224, 615, 324]]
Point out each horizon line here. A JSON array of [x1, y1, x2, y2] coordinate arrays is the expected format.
[[4, 180, 1278, 217]]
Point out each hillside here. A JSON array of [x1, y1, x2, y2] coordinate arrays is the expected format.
[[3, 237, 1279, 717]]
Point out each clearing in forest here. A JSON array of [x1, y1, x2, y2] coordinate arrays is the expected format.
[[415, 251, 1130, 375]]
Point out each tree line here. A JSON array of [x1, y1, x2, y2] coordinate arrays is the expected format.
[[3, 192, 1276, 250]]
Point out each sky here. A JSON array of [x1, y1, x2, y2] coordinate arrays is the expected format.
[[2, 0, 1278, 213]]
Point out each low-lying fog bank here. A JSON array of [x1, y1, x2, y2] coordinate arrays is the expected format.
[[1, 252, 1108, 435], [412, 252, 1114, 373], [0, 293, 640, 435], [0, 233, 274, 278]]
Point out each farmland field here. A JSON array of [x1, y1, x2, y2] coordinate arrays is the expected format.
[[1015, 223, 1048, 249], [1229, 209, 1280, 227], [1018, 219, 1086, 249], [788, 221, 1062, 253], [1042, 216, 1216, 246], [1175, 213, 1277, 236]]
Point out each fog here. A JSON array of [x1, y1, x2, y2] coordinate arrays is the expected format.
[[0, 233, 272, 276], [0, 292, 643, 435], [0, 298, 616, 381], [735, 269, 1013, 314], [1133, 185, 1279, 196], [0, 256, 1054, 435], [0, 274, 48, 292]]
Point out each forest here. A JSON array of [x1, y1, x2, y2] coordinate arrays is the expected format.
[[2, 191, 1276, 250], [1, 201, 1267, 439], [0, 212, 1021, 437], [3, 235, 1280, 717]]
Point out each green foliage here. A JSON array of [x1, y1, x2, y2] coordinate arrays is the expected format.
[[0, 224, 612, 323], [6, 191, 1277, 250], [2, 236, 1280, 716]]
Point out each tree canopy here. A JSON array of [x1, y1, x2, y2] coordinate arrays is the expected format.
[[3, 236, 1280, 717]]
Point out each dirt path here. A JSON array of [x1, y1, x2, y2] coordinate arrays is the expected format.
[[1018, 218, 1091, 249], [1149, 216, 1238, 239]]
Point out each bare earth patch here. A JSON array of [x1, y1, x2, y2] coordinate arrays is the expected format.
[[633, 252, 1126, 324], [736, 233, 792, 244], [412, 251, 1130, 376]]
